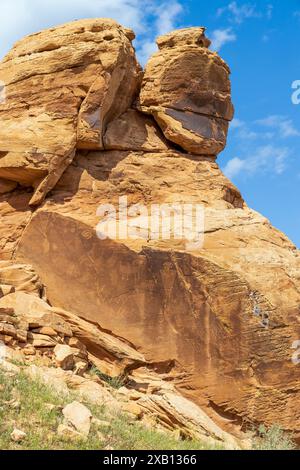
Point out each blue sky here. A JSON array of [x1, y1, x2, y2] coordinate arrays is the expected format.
[[1, 1, 300, 245]]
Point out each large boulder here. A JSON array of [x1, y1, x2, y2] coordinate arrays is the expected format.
[[0, 19, 141, 206], [139, 28, 234, 155]]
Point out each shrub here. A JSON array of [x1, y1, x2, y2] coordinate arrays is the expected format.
[[253, 424, 296, 450]]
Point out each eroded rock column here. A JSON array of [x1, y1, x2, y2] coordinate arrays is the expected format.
[[139, 27, 234, 155]]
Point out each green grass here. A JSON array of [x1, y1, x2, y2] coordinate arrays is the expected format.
[[0, 368, 220, 450], [252, 424, 296, 451], [89, 366, 126, 389]]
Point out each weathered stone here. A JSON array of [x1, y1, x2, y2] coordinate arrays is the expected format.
[[63, 374, 118, 407], [0, 19, 300, 445], [0, 284, 15, 297], [54, 344, 74, 370], [0, 192, 33, 260], [139, 28, 233, 155], [22, 345, 36, 356], [0, 19, 141, 205], [28, 332, 57, 348], [15, 329, 27, 343], [104, 109, 169, 151], [0, 262, 43, 295], [49, 305, 145, 376], [0, 322, 16, 337], [121, 402, 143, 419], [137, 391, 241, 449], [0, 179, 17, 195], [31, 326, 58, 337], [25, 365, 69, 394], [0, 314, 18, 325], [0, 334, 13, 345], [57, 424, 83, 440], [67, 337, 87, 352], [0, 307, 15, 315], [10, 428, 26, 442], [0, 360, 20, 374], [62, 401, 92, 436], [2, 346, 25, 363], [0, 292, 73, 336], [74, 360, 89, 377], [15, 147, 300, 441]]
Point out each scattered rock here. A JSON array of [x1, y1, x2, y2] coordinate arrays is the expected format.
[[54, 344, 74, 370], [62, 401, 92, 436], [0, 323, 16, 338], [32, 326, 58, 337], [121, 402, 143, 419], [74, 360, 89, 377], [0, 292, 73, 337], [0, 307, 15, 315], [22, 345, 36, 356], [10, 428, 26, 442], [0, 314, 18, 325], [28, 332, 57, 348], [0, 263, 43, 296], [67, 337, 87, 352], [25, 365, 70, 394], [57, 424, 83, 440]]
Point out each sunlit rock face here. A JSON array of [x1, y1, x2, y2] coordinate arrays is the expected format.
[[0, 19, 142, 206], [139, 27, 234, 155], [0, 19, 300, 444]]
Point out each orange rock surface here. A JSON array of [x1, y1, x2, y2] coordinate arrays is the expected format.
[[0, 19, 299, 442]]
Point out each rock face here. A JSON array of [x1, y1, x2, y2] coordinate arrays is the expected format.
[[139, 28, 234, 155], [0, 19, 141, 206], [0, 19, 300, 445]]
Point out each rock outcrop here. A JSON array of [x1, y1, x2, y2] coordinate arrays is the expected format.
[[0, 19, 141, 206], [0, 19, 299, 446], [139, 27, 233, 155]]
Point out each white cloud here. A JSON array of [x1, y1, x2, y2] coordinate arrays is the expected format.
[[223, 145, 290, 179], [256, 115, 300, 138], [210, 28, 237, 51], [154, 1, 183, 36], [136, 0, 183, 65], [223, 157, 245, 179], [230, 118, 245, 129], [230, 119, 259, 139], [217, 2, 260, 24], [137, 41, 158, 66], [0, 0, 184, 66]]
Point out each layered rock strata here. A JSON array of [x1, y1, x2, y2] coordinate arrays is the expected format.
[[0, 20, 299, 444]]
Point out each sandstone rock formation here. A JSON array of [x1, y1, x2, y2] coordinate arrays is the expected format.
[[0, 19, 141, 206], [0, 19, 299, 446], [139, 27, 233, 155]]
